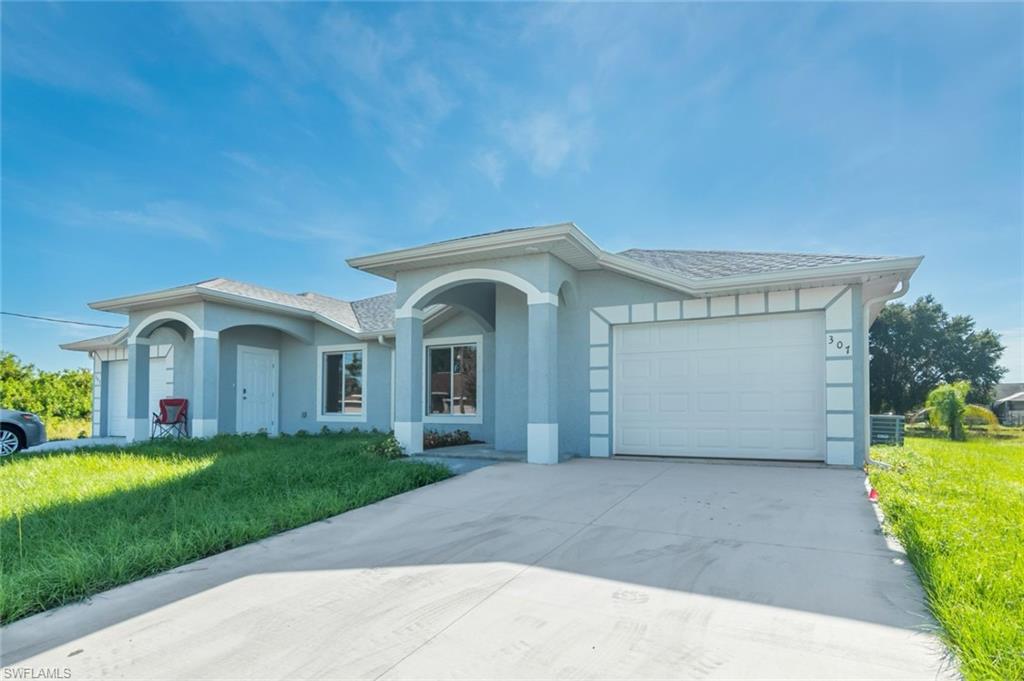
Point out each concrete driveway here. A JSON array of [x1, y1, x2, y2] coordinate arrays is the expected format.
[[2, 459, 953, 679]]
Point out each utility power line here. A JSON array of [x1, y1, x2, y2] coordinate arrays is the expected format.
[[1, 311, 122, 329]]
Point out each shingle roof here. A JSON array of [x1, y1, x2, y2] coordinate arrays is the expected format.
[[616, 249, 895, 280], [198, 278, 390, 333], [350, 292, 397, 333]]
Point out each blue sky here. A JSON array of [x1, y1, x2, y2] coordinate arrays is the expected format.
[[2, 2, 1021, 380]]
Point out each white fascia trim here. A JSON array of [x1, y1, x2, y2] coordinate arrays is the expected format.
[[315, 343, 369, 423], [398, 268, 557, 318], [347, 223, 594, 272], [422, 334, 484, 425]]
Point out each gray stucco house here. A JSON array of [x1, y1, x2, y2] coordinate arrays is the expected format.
[[63, 223, 921, 467]]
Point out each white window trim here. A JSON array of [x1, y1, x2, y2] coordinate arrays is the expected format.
[[422, 334, 483, 425], [316, 343, 368, 423]]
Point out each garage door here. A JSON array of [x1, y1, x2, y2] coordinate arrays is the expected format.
[[105, 356, 171, 437], [613, 312, 825, 460]]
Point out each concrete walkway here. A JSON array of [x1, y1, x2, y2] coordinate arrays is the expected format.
[[1, 459, 954, 679], [25, 436, 126, 453]]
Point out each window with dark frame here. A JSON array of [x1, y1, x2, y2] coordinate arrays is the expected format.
[[426, 343, 477, 415], [323, 350, 363, 414]]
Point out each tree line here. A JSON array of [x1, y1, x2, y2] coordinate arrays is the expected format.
[[1, 352, 92, 420], [869, 295, 1006, 414]]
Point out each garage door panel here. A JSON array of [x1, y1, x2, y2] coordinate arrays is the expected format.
[[620, 393, 652, 413], [614, 312, 825, 460], [620, 428, 651, 449], [697, 392, 730, 413], [619, 325, 652, 350], [696, 429, 730, 448], [657, 429, 688, 448], [696, 323, 731, 348], [620, 358, 651, 378], [658, 393, 689, 413], [737, 428, 772, 449], [657, 356, 688, 377], [739, 392, 772, 412]]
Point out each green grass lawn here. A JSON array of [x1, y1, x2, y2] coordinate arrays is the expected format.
[[869, 433, 1024, 680], [0, 432, 451, 624]]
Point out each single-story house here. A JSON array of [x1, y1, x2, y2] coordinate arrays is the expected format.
[[63, 223, 921, 466], [992, 383, 1024, 425]]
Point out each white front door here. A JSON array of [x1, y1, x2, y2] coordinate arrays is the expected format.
[[613, 311, 825, 460], [237, 346, 279, 435]]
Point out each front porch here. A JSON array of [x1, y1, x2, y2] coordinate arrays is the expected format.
[[390, 260, 579, 465]]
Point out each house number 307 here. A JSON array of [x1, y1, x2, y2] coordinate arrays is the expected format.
[[828, 335, 852, 355]]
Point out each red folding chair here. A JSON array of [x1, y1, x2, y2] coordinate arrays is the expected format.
[[152, 398, 189, 439]]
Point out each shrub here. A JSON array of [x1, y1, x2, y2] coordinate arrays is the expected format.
[[423, 429, 473, 449], [925, 381, 970, 440], [964, 404, 999, 428], [370, 433, 404, 459]]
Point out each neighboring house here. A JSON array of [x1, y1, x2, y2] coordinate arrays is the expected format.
[[993, 383, 1024, 426], [63, 223, 921, 466]]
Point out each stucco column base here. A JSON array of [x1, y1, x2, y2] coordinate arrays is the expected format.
[[128, 418, 150, 443], [395, 421, 424, 455], [527, 423, 559, 465]]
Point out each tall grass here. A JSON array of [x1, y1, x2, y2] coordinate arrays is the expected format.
[[869, 434, 1024, 680], [0, 433, 450, 623]]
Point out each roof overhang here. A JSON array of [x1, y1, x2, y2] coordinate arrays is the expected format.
[[349, 222, 923, 296], [86, 283, 444, 342], [347, 222, 605, 279], [59, 328, 129, 352]]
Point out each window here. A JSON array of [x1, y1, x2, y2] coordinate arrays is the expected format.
[[426, 341, 478, 417], [317, 344, 367, 421]]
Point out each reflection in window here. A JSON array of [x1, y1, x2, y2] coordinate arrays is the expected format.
[[427, 344, 477, 415], [324, 350, 363, 414]]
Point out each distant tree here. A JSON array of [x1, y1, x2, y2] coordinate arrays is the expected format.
[[869, 295, 1006, 414], [0, 352, 92, 420]]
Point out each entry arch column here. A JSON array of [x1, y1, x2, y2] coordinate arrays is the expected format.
[[527, 300, 559, 464]]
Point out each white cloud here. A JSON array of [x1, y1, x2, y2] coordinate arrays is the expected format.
[[473, 150, 506, 188], [63, 200, 214, 243], [503, 110, 594, 176]]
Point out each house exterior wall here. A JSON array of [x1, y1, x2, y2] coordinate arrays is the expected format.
[[90, 252, 874, 466], [218, 325, 283, 434]]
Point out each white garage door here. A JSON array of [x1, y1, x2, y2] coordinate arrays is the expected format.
[[105, 355, 172, 437], [613, 312, 825, 460], [107, 360, 129, 437]]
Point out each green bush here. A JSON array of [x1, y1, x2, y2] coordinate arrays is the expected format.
[[423, 429, 473, 449], [370, 433, 405, 459], [963, 404, 999, 428], [0, 352, 91, 421]]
